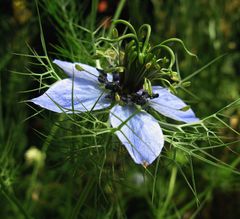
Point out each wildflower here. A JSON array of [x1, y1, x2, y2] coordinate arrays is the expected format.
[[31, 59, 199, 166]]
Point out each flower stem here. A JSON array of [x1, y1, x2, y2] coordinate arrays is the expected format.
[[138, 24, 151, 54], [157, 165, 177, 218], [108, 0, 127, 37]]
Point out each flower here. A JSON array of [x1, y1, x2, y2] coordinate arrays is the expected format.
[[31, 59, 199, 166]]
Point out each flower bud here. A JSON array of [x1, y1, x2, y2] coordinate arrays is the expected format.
[[25, 147, 46, 167]]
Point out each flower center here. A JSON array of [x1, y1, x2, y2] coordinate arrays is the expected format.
[[98, 69, 159, 106]]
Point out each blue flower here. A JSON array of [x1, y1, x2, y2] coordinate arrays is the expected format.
[[31, 60, 199, 166]]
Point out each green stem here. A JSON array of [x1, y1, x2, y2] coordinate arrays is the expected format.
[[112, 19, 136, 36], [97, 33, 138, 44], [160, 38, 197, 58], [90, 0, 100, 68], [179, 54, 225, 84], [151, 44, 176, 69], [138, 24, 151, 54], [151, 156, 161, 203], [98, 133, 112, 185], [90, 0, 98, 32], [158, 166, 177, 218], [42, 114, 64, 153], [107, 0, 128, 37], [69, 178, 95, 219]]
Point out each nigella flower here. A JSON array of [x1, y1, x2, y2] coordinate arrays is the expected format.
[[31, 59, 199, 167]]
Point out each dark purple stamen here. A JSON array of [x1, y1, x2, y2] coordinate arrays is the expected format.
[[150, 93, 159, 99], [131, 93, 148, 105], [105, 82, 120, 92], [97, 69, 107, 83], [97, 68, 107, 76], [98, 75, 107, 83]]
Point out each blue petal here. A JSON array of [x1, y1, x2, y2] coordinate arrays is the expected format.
[[31, 78, 110, 113], [53, 59, 113, 82], [150, 86, 199, 123], [110, 105, 164, 166]]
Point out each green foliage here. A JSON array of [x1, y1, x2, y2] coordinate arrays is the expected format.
[[0, 0, 239, 219]]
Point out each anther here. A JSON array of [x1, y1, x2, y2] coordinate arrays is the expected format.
[[98, 75, 107, 83], [121, 95, 130, 104], [105, 82, 120, 92], [97, 68, 107, 76], [97, 68, 108, 84], [112, 72, 120, 82], [105, 93, 114, 100], [150, 93, 159, 99], [131, 93, 147, 105]]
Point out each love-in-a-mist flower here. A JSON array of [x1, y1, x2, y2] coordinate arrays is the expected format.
[[31, 59, 198, 166], [31, 21, 199, 166]]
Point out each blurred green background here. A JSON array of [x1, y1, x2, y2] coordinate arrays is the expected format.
[[0, 0, 239, 218]]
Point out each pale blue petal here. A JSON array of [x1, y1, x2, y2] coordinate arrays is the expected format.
[[53, 59, 113, 82], [150, 86, 199, 123], [31, 78, 110, 113], [110, 105, 164, 165]]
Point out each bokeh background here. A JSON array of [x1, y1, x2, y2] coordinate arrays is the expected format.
[[0, 0, 240, 218]]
